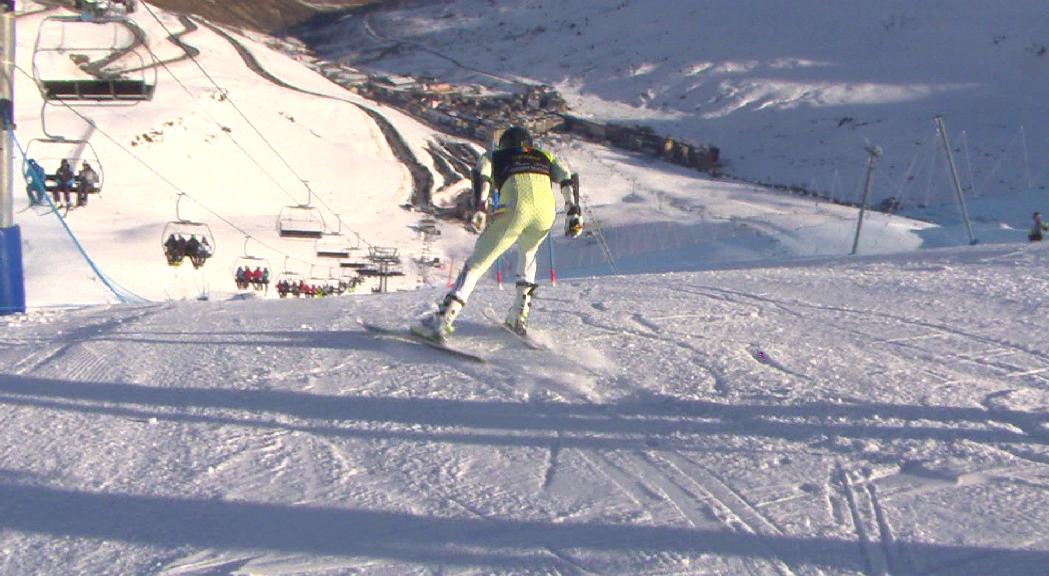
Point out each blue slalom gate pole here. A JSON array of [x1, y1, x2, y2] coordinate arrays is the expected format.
[[0, 5, 24, 315]]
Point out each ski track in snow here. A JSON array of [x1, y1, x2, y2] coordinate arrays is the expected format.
[[6, 247, 1049, 573], [5, 1, 1049, 573]]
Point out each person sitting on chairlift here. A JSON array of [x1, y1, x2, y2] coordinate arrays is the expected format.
[[75, 161, 99, 208], [25, 159, 47, 206], [54, 159, 74, 207], [186, 235, 208, 268], [164, 233, 184, 265]]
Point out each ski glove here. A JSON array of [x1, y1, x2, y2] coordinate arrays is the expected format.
[[565, 204, 584, 238], [470, 210, 487, 233]]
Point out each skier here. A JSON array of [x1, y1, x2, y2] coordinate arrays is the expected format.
[[412, 125, 583, 342], [1030, 212, 1048, 242]]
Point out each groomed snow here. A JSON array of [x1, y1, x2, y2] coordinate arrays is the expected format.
[[3, 1, 1049, 574], [3, 242, 1049, 574]]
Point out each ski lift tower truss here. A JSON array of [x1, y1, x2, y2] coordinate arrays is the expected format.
[[32, 14, 157, 103], [368, 246, 402, 293]]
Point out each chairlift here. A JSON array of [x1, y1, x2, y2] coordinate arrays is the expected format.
[[274, 256, 307, 298], [339, 259, 367, 269], [278, 185, 325, 239], [161, 194, 215, 268], [303, 265, 344, 298], [32, 13, 157, 103], [24, 137, 105, 201], [315, 216, 354, 258], [232, 236, 270, 291], [76, 0, 138, 16]]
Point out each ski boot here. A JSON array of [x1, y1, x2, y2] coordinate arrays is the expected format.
[[411, 294, 464, 343], [505, 281, 538, 336]]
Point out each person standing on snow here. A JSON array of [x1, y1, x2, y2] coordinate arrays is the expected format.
[[412, 125, 584, 342], [1031, 212, 1048, 242]]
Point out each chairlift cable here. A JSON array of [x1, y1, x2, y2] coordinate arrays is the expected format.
[[977, 127, 1021, 195], [139, 2, 373, 248], [14, 64, 341, 277], [130, 15, 306, 209]]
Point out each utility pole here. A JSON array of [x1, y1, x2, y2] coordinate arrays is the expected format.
[[851, 144, 882, 255], [935, 116, 978, 245], [0, 0, 24, 315]]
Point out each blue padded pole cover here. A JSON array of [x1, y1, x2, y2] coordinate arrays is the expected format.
[[0, 225, 25, 314]]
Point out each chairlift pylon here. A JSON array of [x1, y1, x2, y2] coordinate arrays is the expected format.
[[161, 194, 215, 268], [32, 12, 157, 103]]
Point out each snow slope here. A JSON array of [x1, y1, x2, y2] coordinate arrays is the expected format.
[[3, 2, 1049, 575], [3, 242, 1049, 574], [303, 0, 1049, 207], [14, 1, 482, 305], [10, 0, 958, 309]]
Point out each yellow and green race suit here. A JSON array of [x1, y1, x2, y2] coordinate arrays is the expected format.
[[450, 145, 574, 302]]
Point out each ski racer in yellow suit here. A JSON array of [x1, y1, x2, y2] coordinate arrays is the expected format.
[[412, 125, 584, 342]]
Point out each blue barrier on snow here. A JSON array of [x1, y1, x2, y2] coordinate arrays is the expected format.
[[0, 225, 26, 315]]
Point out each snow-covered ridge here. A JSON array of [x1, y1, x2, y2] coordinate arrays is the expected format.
[[13, 0, 945, 309], [303, 0, 1049, 206]]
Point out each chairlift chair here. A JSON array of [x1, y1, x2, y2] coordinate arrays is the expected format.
[[76, 0, 137, 16], [315, 217, 353, 258], [32, 13, 157, 103], [278, 185, 326, 239], [24, 137, 105, 202], [339, 259, 367, 269], [273, 256, 308, 297], [306, 274, 334, 297], [161, 194, 215, 268], [277, 204, 325, 239], [232, 236, 270, 291]]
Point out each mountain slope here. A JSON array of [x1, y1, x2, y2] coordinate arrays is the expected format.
[[301, 0, 1049, 208], [2, 242, 1049, 574]]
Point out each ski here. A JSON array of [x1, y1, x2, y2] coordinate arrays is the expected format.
[[361, 322, 487, 364], [482, 309, 548, 351]]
